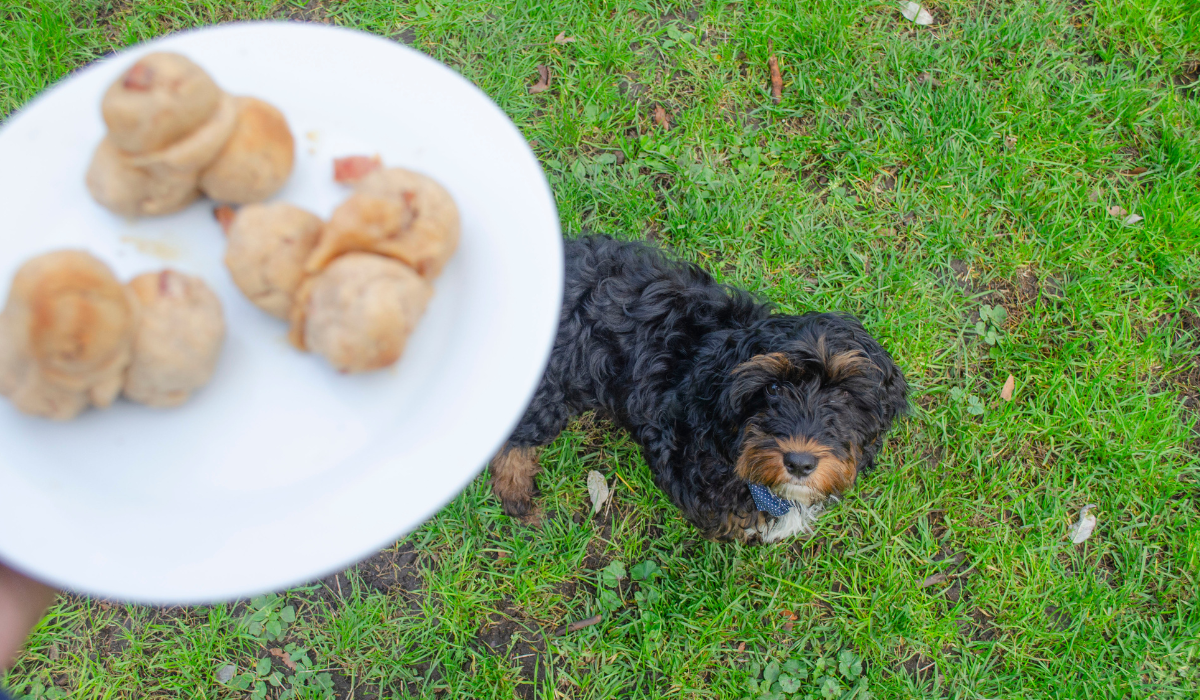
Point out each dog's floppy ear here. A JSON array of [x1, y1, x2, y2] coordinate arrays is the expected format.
[[873, 345, 909, 422], [836, 317, 909, 425]]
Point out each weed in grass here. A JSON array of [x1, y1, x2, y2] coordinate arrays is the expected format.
[[974, 303, 1007, 347]]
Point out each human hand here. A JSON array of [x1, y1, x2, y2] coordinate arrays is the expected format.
[[0, 562, 56, 673]]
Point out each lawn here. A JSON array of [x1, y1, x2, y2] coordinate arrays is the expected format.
[[2, 0, 1199, 698]]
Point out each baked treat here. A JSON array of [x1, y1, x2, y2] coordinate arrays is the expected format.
[[87, 92, 238, 217], [0, 251, 134, 420], [101, 52, 222, 155], [123, 270, 225, 408], [305, 168, 460, 279], [289, 252, 433, 373], [199, 96, 295, 204], [85, 137, 199, 217], [224, 202, 323, 318]]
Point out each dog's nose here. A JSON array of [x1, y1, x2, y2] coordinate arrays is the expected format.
[[784, 452, 819, 477]]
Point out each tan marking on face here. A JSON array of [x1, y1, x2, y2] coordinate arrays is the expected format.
[[737, 430, 857, 501], [735, 425, 789, 487], [826, 349, 874, 381], [732, 352, 794, 377], [777, 435, 856, 495]]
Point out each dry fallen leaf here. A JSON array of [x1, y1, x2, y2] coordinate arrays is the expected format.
[[919, 572, 948, 588], [916, 71, 942, 87], [1068, 504, 1098, 544], [269, 648, 297, 671], [1088, 188, 1099, 203], [1107, 205, 1128, 218], [901, 2, 934, 25], [767, 39, 782, 104], [529, 64, 551, 94], [1000, 374, 1015, 401], [783, 622, 794, 631], [216, 664, 236, 684], [553, 31, 576, 44], [1123, 213, 1144, 225], [737, 642, 746, 652], [654, 104, 669, 129], [1123, 166, 1148, 176], [587, 470, 609, 515], [566, 614, 603, 632]]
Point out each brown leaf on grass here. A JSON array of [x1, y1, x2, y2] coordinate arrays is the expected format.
[[915, 71, 942, 87], [919, 572, 948, 588], [767, 39, 782, 104], [654, 104, 669, 129], [268, 648, 296, 671], [737, 642, 746, 652], [333, 154, 383, 184], [213, 205, 236, 234], [566, 614, 602, 633], [1123, 213, 1144, 225], [553, 31, 576, 44], [783, 622, 794, 631], [1107, 205, 1128, 218], [1000, 374, 1015, 401], [780, 609, 798, 621], [529, 64, 551, 94], [1123, 166, 1147, 176]]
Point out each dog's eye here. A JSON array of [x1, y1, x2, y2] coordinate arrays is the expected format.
[[765, 382, 780, 396]]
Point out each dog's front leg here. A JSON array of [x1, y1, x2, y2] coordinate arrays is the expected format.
[[489, 444, 541, 517]]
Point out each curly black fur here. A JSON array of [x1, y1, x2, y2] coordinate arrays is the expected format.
[[497, 236, 907, 541]]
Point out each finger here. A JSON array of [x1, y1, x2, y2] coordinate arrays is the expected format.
[[0, 561, 57, 672]]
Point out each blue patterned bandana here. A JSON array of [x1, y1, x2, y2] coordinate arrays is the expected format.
[[748, 483, 792, 517]]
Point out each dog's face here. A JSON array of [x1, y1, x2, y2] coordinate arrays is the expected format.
[[726, 321, 907, 506]]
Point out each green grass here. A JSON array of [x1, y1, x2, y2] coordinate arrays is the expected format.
[[2, 0, 1199, 698]]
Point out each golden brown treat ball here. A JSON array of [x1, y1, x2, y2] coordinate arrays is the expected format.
[[123, 270, 225, 408], [305, 168, 460, 279], [126, 91, 238, 176], [101, 52, 222, 155], [86, 93, 238, 217], [224, 202, 323, 319], [0, 251, 134, 420], [198, 96, 295, 204], [85, 137, 200, 217], [289, 252, 433, 374]]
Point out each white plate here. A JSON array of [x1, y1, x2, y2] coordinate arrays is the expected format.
[[0, 22, 561, 604]]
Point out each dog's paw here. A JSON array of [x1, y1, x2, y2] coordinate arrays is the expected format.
[[501, 496, 533, 517]]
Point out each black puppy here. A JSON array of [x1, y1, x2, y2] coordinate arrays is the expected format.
[[492, 236, 907, 542]]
